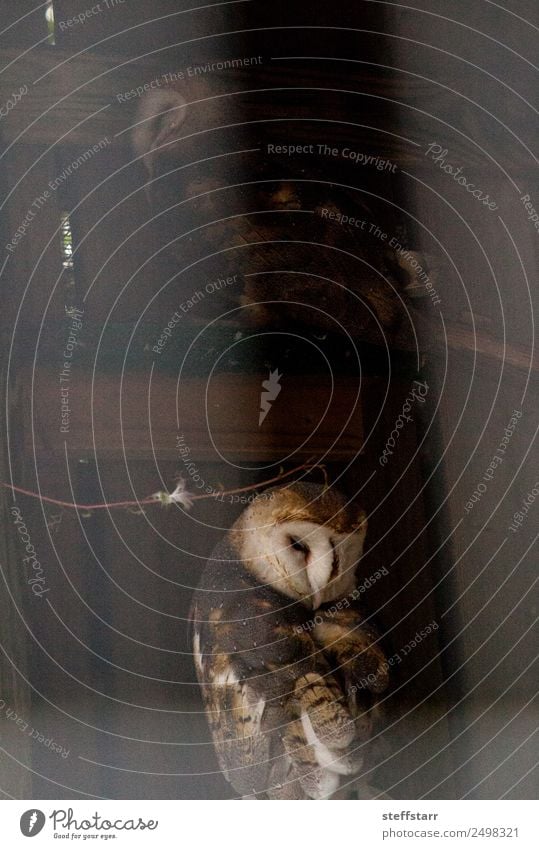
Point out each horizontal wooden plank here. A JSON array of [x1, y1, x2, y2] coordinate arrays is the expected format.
[[29, 369, 365, 461], [0, 48, 529, 173], [0, 47, 165, 144], [437, 322, 538, 374]]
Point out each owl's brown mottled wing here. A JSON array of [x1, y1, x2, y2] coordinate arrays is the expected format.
[[202, 667, 272, 796]]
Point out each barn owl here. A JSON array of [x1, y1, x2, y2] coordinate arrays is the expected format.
[[190, 483, 389, 799]]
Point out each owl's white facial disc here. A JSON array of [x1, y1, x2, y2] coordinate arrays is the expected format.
[[240, 518, 366, 608]]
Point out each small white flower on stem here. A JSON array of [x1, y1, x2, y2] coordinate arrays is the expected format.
[[152, 479, 195, 510]]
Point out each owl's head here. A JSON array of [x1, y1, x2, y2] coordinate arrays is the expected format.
[[232, 483, 367, 609]]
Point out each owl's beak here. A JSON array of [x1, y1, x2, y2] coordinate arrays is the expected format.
[[310, 590, 324, 610]]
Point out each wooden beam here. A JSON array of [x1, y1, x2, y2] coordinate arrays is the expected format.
[[0, 48, 528, 174], [29, 369, 365, 461], [436, 322, 538, 374], [0, 47, 164, 144]]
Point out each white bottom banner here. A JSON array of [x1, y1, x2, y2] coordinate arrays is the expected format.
[[2, 800, 536, 848]]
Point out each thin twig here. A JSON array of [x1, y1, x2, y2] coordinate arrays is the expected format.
[[2, 483, 158, 511], [1, 462, 324, 513]]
